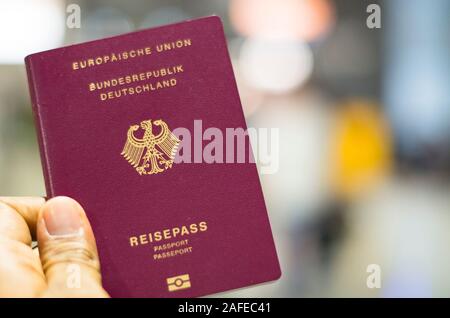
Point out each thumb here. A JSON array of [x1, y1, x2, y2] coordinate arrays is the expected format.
[[37, 196, 108, 297]]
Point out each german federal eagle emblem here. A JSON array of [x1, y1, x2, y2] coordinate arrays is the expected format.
[[121, 119, 180, 175]]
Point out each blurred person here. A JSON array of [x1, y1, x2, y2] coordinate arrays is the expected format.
[[0, 196, 108, 297]]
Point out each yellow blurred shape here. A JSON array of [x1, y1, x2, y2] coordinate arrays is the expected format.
[[330, 99, 392, 198]]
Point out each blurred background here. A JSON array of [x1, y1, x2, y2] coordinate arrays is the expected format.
[[0, 0, 449, 297]]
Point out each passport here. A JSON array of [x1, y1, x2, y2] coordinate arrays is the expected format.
[[25, 16, 281, 297]]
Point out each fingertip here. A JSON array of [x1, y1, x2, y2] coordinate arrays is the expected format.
[[37, 196, 98, 256], [41, 197, 84, 237]]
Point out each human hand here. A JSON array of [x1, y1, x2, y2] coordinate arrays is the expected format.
[[0, 196, 109, 297]]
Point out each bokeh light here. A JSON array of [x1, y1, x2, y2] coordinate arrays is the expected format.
[[329, 99, 392, 199], [0, 0, 65, 64], [230, 0, 335, 41], [251, 92, 332, 224], [239, 38, 313, 94]]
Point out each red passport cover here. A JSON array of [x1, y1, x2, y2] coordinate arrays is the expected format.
[[25, 16, 280, 297]]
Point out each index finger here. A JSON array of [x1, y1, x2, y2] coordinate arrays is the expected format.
[[0, 197, 45, 244]]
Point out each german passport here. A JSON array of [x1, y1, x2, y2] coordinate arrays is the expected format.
[[25, 16, 280, 297]]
